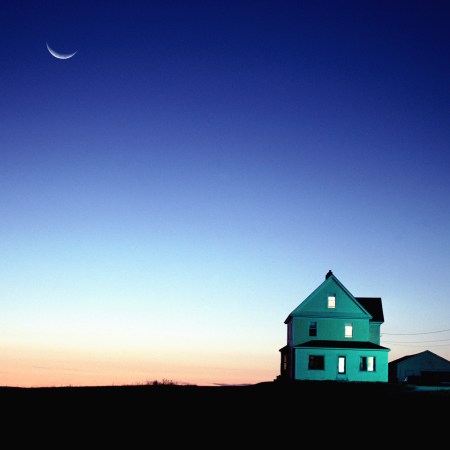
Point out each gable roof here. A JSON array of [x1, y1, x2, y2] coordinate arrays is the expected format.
[[285, 271, 375, 323], [295, 340, 390, 350]]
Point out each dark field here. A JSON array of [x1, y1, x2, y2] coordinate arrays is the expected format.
[[2, 381, 447, 443]]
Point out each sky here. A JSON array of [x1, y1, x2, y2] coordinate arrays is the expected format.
[[0, 0, 449, 387]]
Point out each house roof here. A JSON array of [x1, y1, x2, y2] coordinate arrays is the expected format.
[[295, 339, 390, 350], [355, 297, 384, 322]]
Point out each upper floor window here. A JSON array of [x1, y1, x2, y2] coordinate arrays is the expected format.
[[308, 355, 325, 370], [345, 323, 353, 338], [360, 356, 375, 372], [309, 321, 317, 337], [328, 296, 336, 308]]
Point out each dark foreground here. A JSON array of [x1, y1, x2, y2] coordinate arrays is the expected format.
[[2, 381, 447, 442]]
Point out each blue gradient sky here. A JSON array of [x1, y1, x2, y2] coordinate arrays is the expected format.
[[1, 1, 449, 387]]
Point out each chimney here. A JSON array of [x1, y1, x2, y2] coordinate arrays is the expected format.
[[326, 270, 333, 279]]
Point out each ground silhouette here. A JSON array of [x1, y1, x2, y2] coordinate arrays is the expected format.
[[2, 381, 447, 443]]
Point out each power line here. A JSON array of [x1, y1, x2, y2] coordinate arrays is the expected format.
[[383, 337, 450, 344], [382, 327, 450, 336], [382, 342, 450, 347]]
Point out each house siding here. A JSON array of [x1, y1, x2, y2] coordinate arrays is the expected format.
[[295, 347, 389, 382], [369, 323, 381, 345], [292, 317, 370, 344]]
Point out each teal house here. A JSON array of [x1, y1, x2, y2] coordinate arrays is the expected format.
[[279, 271, 390, 382]]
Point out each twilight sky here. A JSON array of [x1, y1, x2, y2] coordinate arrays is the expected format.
[[1, 1, 449, 387]]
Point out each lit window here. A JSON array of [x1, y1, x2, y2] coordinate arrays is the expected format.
[[328, 296, 336, 308], [338, 356, 346, 374], [345, 323, 353, 338], [309, 321, 317, 337], [360, 356, 376, 372], [308, 355, 325, 370]]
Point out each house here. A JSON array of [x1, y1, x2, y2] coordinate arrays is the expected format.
[[388, 350, 450, 385], [278, 270, 390, 382]]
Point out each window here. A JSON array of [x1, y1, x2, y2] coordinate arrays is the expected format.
[[345, 323, 353, 338], [308, 355, 325, 370], [283, 355, 288, 371], [360, 356, 376, 372], [328, 296, 336, 308], [338, 356, 346, 374], [309, 321, 317, 337]]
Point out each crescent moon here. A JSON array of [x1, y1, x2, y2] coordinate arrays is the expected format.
[[46, 42, 77, 60]]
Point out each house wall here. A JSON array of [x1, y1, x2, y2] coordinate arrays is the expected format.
[[294, 348, 389, 382], [291, 317, 369, 345], [368, 323, 381, 345], [296, 281, 364, 316]]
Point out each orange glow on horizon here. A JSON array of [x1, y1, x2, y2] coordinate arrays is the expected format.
[[0, 345, 278, 387]]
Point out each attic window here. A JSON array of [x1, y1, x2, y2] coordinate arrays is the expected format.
[[328, 296, 336, 308]]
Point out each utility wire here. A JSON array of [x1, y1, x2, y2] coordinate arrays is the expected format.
[[381, 327, 450, 336], [382, 337, 450, 344], [382, 342, 450, 347]]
